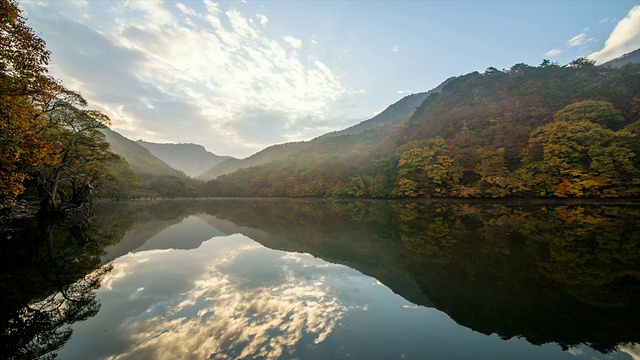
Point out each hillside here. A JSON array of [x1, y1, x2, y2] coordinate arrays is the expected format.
[[204, 60, 640, 199], [198, 142, 307, 181], [136, 140, 234, 178], [322, 77, 452, 138], [101, 129, 185, 178]]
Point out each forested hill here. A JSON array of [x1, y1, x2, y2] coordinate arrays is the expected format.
[[205, 59, 640, 199]]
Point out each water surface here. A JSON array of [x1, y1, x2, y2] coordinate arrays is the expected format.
[[2, 199, 640, 359]]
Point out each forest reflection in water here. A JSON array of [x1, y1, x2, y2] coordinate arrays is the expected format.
[[2, 199, 640, 359]]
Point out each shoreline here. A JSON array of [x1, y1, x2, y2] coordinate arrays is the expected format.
[[5, 196, 640, 223], [99, 196, 640, 204]]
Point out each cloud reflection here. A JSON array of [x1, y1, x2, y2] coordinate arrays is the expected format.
[[94, 235, 361, 359]]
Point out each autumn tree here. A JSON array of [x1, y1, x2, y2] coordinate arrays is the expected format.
[[330, 175, 367, 198], [520, 102, 639, 197], [148, 176, 191, 198], [0, 0, 61, 208], [568, 57, 596, 68], [98, 157, 138, 200], [370, 155, 398, 198], [473, 147, 511, 197], [34, 104, 121, 212], [553, 100, 626, 129], [392, 138, 462, 197]]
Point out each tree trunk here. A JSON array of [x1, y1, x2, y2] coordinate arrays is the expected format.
[[49, 165, 63, 205]]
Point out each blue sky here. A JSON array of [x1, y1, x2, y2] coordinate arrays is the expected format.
[[22, 0, 640, 158]]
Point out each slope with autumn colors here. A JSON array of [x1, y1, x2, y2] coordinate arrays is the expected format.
[[203, 58, 640, 199]]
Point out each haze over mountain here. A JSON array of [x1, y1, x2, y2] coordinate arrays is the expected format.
[[197, 142, 307, 181], [101, 129, 185, 178], [136, 141, 234, 178]]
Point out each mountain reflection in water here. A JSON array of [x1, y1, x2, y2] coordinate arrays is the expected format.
[[2, 199, 639, 359]]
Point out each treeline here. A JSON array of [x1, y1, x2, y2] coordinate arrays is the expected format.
[[204, 59, 640, 198]]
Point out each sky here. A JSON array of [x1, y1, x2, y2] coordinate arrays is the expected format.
[[21, 0, 640, 158]]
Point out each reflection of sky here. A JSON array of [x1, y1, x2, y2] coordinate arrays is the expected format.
[[60, 228, 362, 359], [620, 344, 640, 360], [58, 216, 634, 360]]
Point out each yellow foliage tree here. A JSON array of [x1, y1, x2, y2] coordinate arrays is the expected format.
[[0, 0, 63, 208]]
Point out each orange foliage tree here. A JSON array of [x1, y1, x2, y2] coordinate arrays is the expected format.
[[0, 0, 62, 208]]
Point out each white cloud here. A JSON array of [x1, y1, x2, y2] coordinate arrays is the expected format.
[[256, 13, 268, 26], [176, 2, 196, 16], [545, 48, 563, 57], [283, 35, 303, 49], [566, 33, 592, 48], [22, 1, 349, 157], [546, 28, 596, 60], [589, 5, 640, 64], [392, 45, 399, 52]]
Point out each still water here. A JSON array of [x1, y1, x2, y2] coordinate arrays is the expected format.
[[2, 199, 640, 359]]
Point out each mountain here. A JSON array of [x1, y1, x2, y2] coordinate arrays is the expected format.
[[136, 140, 234, 178], [321, 77, 453, 138], [601, 47, 640, 68], [205, 61, 640, 199], [101, 128, 185, 178], [198, 142, 307, 181], [198, 79, 452, 181]]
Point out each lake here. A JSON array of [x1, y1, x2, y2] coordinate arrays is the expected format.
[[1, 199, 639, 359]]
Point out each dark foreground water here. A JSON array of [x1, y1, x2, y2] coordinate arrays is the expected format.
[[1, 199, 640, 359]]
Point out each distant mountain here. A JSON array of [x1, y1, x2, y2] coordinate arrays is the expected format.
[[102, 128, 185, 178], [321, 77, 453, 138], [197, 142, 307, 181], [601, 48, 640, 68], [136, 140, 234, 178]]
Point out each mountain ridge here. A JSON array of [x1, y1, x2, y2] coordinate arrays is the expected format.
[[197, 142, 308, 181], [101, 128, 186, 178], [321, 77, 453, 139], [601, 48, 640, 68], [136, 140, 234, 178]]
